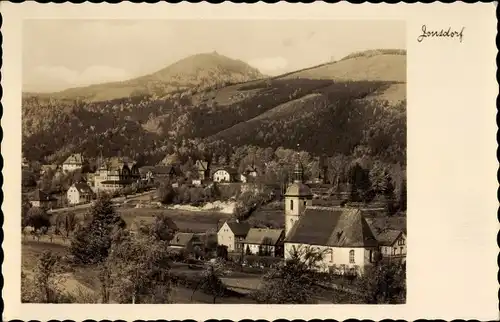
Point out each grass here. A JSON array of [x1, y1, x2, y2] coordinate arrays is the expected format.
[[22, 240, 69, 270]]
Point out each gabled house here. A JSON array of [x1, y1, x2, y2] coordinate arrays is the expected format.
[[212, 167, 238, 183], [217, 220, 251, 253], [139, 166, 155, 181], [153, 165, 182, 179], [193, 160, 210, 185], [243, 228, 285, 257], [62, 153, 85, 172], [30, 189, 57, 209], [240, 165, 258, 183], [244, 164, 258, 178], [139, 165, 182, 182], [67, 182, 94, 205], [376, 229, 406, 261], [94, 157, 140, 192], [169, 232, 204, 252]]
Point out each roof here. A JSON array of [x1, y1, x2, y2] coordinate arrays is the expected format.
[[139, 166, 155, 175], [99, 157, 136, 171], [170, 232, 201, 247], [285, 182, 313, 197], [41, 164, 59, 171], [63, 153, 84, 165], [32, 189, 56, 201], [153, 165, 180, 175], [376, 229, 404, 246], [100, 180, 132, 185], [285, 206, 379, 248], [245, 165, 258, 173], [72, 182, 93, 195], [244, 228, 284, 245], [224, 221, 251, 237]]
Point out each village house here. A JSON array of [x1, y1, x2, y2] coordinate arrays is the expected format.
[[193, 160, 210, 186], [139, 165, 182, 182], [217, 220, 251, 253], [376, 229, 407, 261], [243, 228, 285, 257], [138, 166, 155, 182], [169, 232, 204, 253], [30, 189, 57, 209], [67, 181, 94, 205], [212, 167, 238, 183], [245, 164, 258, 177], [62, 153, 85, 172], [93, 157, 140, 193], [283, 160, 379, 276]]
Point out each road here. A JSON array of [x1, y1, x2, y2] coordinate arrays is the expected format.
[[47, 190, 157, 214]]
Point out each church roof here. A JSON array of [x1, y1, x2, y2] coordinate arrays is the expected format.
[[285, 206, 378, 248]]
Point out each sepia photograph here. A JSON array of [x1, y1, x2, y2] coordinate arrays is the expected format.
[[20, 18, 408, 305]]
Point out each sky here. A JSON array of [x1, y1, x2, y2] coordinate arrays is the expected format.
[[23, 19, 405, 92]]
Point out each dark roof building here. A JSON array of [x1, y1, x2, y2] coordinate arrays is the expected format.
[[285, 206, 378, 248], [375, 229, 405, 246], [244, 228, 284, 246], [73, 182, 93, 195], [226, 221, 251, 237], [31, 189, 56, 202]]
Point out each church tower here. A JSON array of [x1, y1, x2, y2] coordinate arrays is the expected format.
[[284, 157, 313, 237]]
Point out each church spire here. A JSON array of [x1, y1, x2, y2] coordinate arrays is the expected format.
[[293, 144, 303, 183]]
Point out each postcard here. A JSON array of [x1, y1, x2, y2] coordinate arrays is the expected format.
[[1, 2, 497, 321]]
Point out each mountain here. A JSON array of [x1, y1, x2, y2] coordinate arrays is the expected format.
[[28, 52, 265, 102], [22, 49, 406, 166]]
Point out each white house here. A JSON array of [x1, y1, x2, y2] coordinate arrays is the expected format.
[[243, 228, 284, 257], [212, 167, 238, 183], [62, 153, 85, 172], [217, 220, 251, 253], [283, 160, 379, 276], [67, 182, 94, 205], [376, 229, 407, 261]]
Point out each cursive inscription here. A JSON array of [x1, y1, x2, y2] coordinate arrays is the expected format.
[[417, 25, 465, 43]]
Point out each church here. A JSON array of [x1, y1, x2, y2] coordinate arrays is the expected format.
[[283, 161, 379, 275]]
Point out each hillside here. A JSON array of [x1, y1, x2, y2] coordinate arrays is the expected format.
[[22, 49, 406, 166]]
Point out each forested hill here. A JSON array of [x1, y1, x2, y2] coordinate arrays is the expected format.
[[22, 49, 406, 166]]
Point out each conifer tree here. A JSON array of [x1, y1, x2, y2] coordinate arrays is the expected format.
[[70, 194, 125, 264]]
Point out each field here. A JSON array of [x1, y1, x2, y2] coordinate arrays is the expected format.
[[52, 205, 234, 234], [117, 207, 233, 233]]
